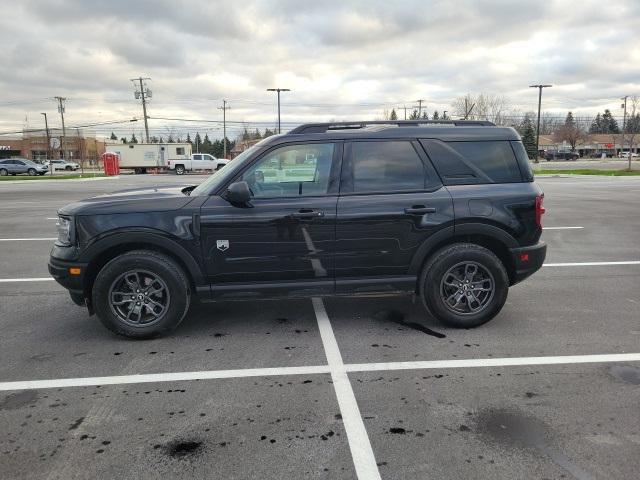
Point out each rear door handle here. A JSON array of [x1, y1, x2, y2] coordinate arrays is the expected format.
[[404, 206, 436, 214], [292, 209, 324, 218]]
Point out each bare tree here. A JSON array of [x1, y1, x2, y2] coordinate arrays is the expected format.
[[451, 93, 511, 124], [553, 114, 586, 152], [622, 95, 639, 171]]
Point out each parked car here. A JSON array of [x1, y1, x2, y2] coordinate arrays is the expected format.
[[618, 151, 639, 158], [49, 120, 546, 339], [45, 159, 80, 171], [0, 158, 48, 176], [545, 150, 579, 161], [168, 153, 229, 175]]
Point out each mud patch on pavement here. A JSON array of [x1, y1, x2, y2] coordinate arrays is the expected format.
[[162, 439, 204, 458], [476, 408, 594, 480], [0, 390, 39, 410], [610, 365, 640, 385], [373, 309, 446, 338]]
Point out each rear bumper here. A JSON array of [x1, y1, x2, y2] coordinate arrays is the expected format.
[[510, 241, 547, 285], [48, 256, 87, 305]]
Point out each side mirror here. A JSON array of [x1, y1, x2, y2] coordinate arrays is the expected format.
[[226, 181, 251, 205]]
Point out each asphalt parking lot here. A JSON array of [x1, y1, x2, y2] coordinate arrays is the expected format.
[[1, 173, 639, 479]]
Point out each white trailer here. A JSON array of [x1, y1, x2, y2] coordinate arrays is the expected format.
[[105, 143, 192, 174]]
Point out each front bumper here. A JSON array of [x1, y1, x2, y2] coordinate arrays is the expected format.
[[510, 241, 547, 285], [48, 256, 87, 305]]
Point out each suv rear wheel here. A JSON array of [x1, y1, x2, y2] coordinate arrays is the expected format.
[[420, 243, 508, 328], [92, 250, 191, 339]]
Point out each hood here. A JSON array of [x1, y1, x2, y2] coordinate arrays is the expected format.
[[59, 185, 198, 216]]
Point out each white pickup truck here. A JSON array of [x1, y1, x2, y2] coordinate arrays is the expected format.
[[168, 153, 229, 175]]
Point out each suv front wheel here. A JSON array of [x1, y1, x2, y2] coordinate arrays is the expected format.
[[420, 243, 509, 328], [92, 250, 191, 339]]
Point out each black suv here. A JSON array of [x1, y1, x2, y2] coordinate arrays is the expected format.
[[49, 120, 546, 338]]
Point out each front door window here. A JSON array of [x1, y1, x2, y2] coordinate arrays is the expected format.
[[241, 143, 335, 198]]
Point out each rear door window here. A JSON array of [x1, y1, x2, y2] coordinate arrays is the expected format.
[[420, 140, 523, 184], [344, 141, 426, 194]]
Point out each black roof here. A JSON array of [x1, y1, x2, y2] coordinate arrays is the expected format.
[[264, 120, 521, 144]]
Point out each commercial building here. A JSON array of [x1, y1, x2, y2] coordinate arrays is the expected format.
[[538, 134, 640, 157], [0, 128, 106, 164]]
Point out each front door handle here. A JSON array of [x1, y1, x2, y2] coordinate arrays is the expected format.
[[405, 206, 436, 214], [292, 209, 324, 218]]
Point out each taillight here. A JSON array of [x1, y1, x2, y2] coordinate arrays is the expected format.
[[535, 194, 545, 228]]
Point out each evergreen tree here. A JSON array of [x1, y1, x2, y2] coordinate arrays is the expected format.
[[422, 111, 429, 119], [253, 129, 262, 140], [109, 132, 117, 140], [564, 111, 575, 127], [186, 133, 192, 145], [432, 110, 440, 120], [130, 133, 138, 144], [441, 111, 448, 120], [158, 136, 164, 143], [521, 116, 537, 159], [589, 113, 603, 134], [167, 135, 175, 143], [601, 109, 619, 133], [389, 109, 398, 120], [409, 109, 419, 120], [194, 133, 202, 152], [202, 134, 212, 154], [625, 113, 640, 134], [263, 128, 274, 138], [120, 137, 127, 144]]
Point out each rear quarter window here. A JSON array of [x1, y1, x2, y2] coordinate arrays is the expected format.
[[420, 139, 523, 185]]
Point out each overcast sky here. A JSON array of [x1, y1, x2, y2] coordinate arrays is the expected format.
[[1, 0, 639, 139]]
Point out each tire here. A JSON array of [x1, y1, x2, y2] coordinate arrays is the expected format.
[[419, 243, 509, 329], [28, 168, 36, 176], [65, 166, 72, 171], [0, 168, 7, 176], [175, 165, 185, 175], [92, 250, 191, 339]]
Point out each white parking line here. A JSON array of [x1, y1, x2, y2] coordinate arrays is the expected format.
[[544, 261, 640, 267], [1, 353, 639, 393], [2, 260, 639, 284], [543, 226, 584, 230], [0, 238, 56, 241], [0, 365, 331, 392], [313, 297, 381, 480], [0, 278, 54, 283], [345, 353, 640, 373]]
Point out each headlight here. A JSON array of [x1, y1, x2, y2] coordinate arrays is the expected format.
[[56, 216, 73, 245]]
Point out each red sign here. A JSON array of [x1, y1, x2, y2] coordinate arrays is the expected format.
[[604, 143, 614, 148]]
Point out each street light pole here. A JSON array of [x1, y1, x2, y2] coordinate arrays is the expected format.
[[267, 88, 290, 133], [529, 84, 552, 163], [41, 113, 51, 171]]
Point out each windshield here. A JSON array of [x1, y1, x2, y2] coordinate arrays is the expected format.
[[190, 144, 261, 196]]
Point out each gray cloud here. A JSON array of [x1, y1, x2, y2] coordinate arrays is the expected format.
[[1, 0, 639, 137]]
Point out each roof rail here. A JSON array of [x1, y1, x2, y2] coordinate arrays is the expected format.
[[288, 120, 495, 134]]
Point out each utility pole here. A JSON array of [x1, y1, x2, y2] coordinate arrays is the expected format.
[[54, 97, 66, 160], [529, 84, 552, 163], [402, 105, 408, 120], [621, 95, 628, 163], [131, 77, 151, 142], [443, 110, 448, 120], [40, 112, 51, 167], [218, 99, 230, 159], [463, 98, 476, 120], [414, 99, 425, 117], [267, 88, 290, 133]]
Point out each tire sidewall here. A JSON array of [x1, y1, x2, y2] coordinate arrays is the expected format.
[[92, 252, 190, 339], [422, 244, 508, 328]]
